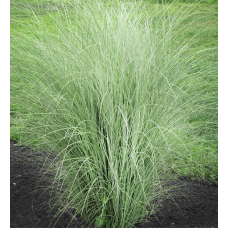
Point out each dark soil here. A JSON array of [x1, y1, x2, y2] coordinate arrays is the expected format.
[[10, 140, 218, 228]]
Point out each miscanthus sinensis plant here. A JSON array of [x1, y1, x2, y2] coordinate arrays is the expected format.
[[11, 0, 217, 227]]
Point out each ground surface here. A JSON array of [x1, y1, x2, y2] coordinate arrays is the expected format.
[[10, 140, 218, 228]]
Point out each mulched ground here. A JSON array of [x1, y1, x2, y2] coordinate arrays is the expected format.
[[10, 140, 218, 228]]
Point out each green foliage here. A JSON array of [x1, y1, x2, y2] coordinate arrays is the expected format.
[[95, 196, 117, 228], [147, 0, 218, 3], [11, 0, 217, 227]]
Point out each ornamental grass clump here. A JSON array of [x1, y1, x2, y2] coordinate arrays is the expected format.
[[11, 0, 217, 227]]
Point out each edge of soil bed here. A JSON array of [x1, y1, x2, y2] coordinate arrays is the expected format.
[[10, 140, 218, 228]]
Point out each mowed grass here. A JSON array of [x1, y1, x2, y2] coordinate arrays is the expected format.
[[10, 0, 217, 227]]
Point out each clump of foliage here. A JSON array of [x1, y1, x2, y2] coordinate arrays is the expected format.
[[11, 0, 217, 227]]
